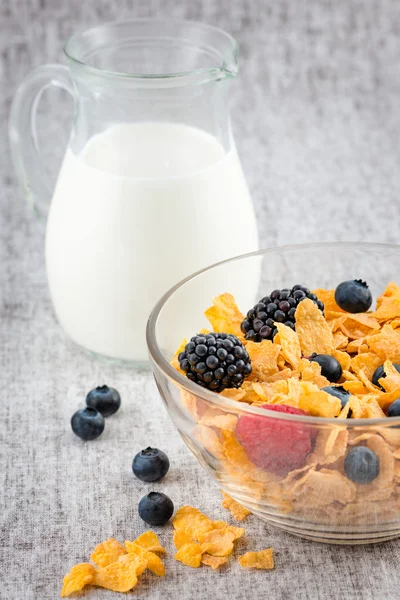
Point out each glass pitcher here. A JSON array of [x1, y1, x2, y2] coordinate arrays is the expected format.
[[9, 19, 259, 364]]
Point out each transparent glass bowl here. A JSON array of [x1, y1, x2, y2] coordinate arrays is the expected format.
[[147, 243, 400, 544]]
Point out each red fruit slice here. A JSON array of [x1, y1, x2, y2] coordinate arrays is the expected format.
[[235, 404, 315, 476]]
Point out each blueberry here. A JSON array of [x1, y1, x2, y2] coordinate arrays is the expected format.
[[388, 399, 400, 417], [322, 385, 352, 416], [309, 353, 342, 383], [322, 385, 350, 409], [86, 385, 121, 417], [372, 364, 400, 390], [344, 447, 380, 484], [334, 280, 373, 313], [132, 447, 170, 482], [138, 492, 174, 526], [71, 407, 105, 440]]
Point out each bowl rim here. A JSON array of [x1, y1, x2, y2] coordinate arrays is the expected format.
[[146, 241, 400, 427]]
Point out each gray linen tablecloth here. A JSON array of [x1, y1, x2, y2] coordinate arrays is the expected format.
[[2, 1, 400, 598]]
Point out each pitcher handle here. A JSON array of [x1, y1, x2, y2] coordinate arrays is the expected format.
[[9, 64, 74, 221]]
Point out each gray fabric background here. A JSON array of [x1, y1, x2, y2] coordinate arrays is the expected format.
[[2, 0, 400, 598]]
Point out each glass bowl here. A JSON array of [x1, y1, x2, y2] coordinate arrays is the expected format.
[[147, 243, 400, 544]]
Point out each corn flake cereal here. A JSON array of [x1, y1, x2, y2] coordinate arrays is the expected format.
[[238, 549, 274, 570], [93, 554, 146, 592], [221, 491, 251, 521], [201, 554, 229, 569], [212, 520, 245, 540], [275, 323, 301, 368], [295, 299, 334, 355], [173, 506, 215, 540], [134, 531, 166, 554], [174, 543, 203, 568], [171, 282, 400, 532], [124, 541, 165, 576], [61, 563, 95, 598], [246, 340, 281, 381], [205, 293, 245, 338], [90, 538, 126, 568], [199, 529, 235, 556]]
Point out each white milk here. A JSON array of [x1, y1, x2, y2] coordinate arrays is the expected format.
[[45, 122, 258, 361]]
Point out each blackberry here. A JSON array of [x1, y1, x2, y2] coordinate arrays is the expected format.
[[241, 285, 324, 342], [178, 333, 252, 392]]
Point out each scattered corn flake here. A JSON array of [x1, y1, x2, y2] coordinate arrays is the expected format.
[[275, 323, 301, 369], [94, 554, 147, 593], [367, 325, 400, 363], [295, 298, 334, 355], [199, 529, 235, 556], [205, 293, 245, 338], [173, 529, 193, 550], [173, 506, 214, 540], [238, 549, 274, 570], [174, 543, 203, 568], [221, 491, 251, 521], [201, 554, 228, 569], [90, 538, 127, 568], [124, 541, 165, 576], [212, 520, 245, 540], [134, 531, 166, 554], [245, 340, 281, 381], [198, 408, 238, 431], [61, 563, 95, 598]]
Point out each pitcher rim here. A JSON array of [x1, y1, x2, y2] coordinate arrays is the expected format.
[[63, 17, 239, 83]]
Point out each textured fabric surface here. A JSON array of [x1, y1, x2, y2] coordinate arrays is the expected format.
[[2, 0, 400, 598]]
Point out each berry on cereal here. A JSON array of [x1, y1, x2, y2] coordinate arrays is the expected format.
[[241, 285, 324, 343], [235, 404, 315, 475], [344, 446, 380, 484], [388, 399, 400, 417], [334, 279, 372, 313], [372, 363, 400, 390], [178, 333, 252, 392], [309, 353, 342, 383]]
